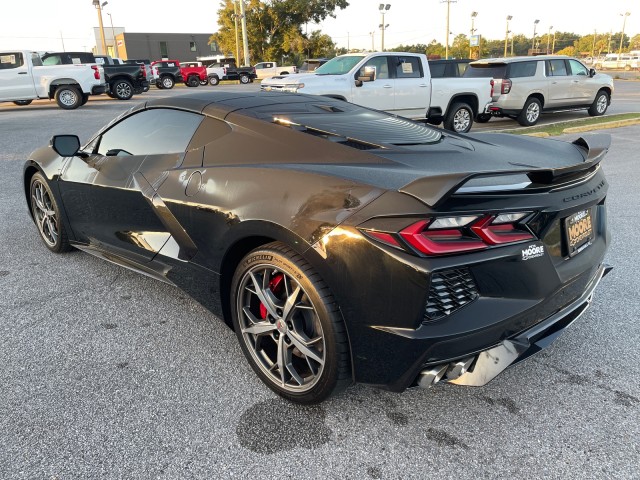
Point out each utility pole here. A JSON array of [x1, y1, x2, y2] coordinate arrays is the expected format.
[[370, 31, 375, 51], [92, 0, 108, 55], [469, 11, 477, 59], [532, 19, 540, 53], [60, 32, 66, 52], [591, 29, 597, 58], [239, 0, 250, 66], [546, 26, 553, 54], [619, 12, 630, 55], [442, 0, 456, 59], [232, 1, 240, 62], [379, 4, 390, 51]]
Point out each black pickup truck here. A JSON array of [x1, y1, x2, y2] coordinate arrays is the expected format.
[[40, 52, 148, 101], [150, 60, 184, 89], [206, 58, 257, 85]]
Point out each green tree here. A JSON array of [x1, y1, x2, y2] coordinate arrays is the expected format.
[[630, 34, 640, 50], [209, 0, 348, 65]]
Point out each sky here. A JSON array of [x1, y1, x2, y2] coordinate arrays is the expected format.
[[1, 0, 638, 54]]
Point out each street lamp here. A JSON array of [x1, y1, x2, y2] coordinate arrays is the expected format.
[[469, 11, 478, 58], [546, 26, 553, 54], [106, 12, 117, 57], [619, 12, 631, 55], [504, 15, 512, 57], [92, 0, 108, 55], [532, 19, 540, 52], [379, 4, 391, 51]]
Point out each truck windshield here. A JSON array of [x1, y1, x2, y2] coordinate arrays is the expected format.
[[315, 56, 365, 75]]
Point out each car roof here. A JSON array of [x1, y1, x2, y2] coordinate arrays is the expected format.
[[470, 55, 573, 65]]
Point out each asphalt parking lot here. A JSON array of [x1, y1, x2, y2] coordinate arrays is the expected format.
[[1, 86, 639, 479]]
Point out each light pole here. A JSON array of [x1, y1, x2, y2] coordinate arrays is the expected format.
[[469, 11, 478, 58], [552, 30, 556, 54], [443, 0, 456, 59], [504, 15, 512, 57], [591, 29, 597, 58], [92, 0, 108, 55], [379, 4, 390, 51], [532, 19, 540, 53], [106, 12, 117, 57], [546, 26, 553, 54], [619, 12, 630, 55], [511, 32, 515, 56], [369, 31, 375, 51]]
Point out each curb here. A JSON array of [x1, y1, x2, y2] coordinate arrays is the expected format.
[[562, 118, 640, 133]]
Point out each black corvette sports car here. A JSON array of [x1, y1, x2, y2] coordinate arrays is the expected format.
[[24, 91, 611, 404]]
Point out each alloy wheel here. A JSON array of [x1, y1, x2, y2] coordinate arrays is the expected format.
[[58, 89, 78, 107], [31, 180, 59, 247], [236, 265, 326, 392], [453, 109, 471, 132], [116, 82, 132, 98], [596, 95, 607, 114], [526, 102, 540, 123]]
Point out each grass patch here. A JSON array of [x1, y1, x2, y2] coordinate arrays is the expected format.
[[502, 112, 640, 136]]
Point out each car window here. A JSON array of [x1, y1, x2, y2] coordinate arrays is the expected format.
[[0, 52, 24, 69], [429, 62, 446, 78], [359, 56, 390, 80], [395, 56, 422, 79], [568, 59, 588, 76], [42, 55, 62, 66], [463, 64, 507, 78], [456, 62, 469, 76], [548, 59, 568, 76], [31, 52, 42, 67], [97, 109, 204, 157], [507, 61, 537, 78]]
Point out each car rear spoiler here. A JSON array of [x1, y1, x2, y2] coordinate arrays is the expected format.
[[399, 134, 610, 208]]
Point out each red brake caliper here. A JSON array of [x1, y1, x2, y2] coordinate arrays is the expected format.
[[259, 273, 284, 319]]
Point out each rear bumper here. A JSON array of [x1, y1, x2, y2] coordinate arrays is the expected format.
[[91, 84, 109, 95], [432, 263, 613, 387]]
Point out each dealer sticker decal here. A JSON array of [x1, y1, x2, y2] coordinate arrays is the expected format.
[[522, 244, 545, 261]]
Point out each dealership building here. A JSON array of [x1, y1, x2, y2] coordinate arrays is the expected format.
[[93, 29, 223, 61]]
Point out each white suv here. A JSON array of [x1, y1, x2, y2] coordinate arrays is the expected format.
[[464, 55, 614, 126]]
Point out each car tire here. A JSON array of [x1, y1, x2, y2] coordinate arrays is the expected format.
[[13, 100, 33, 106], [444, 102, 473, 133], [186, 76, 200, 87], [199, 79, 208, 86], [29, 172, 72, 253], [239, 74, 250, 84], [208, 75, 220, 86], [80, 93, 90, 106], [111, 79, 134, 100], [231, 242, 351, 404], [161, 75, 175, 89], [517, 97, 542, 126], [55, 86, 82, 110], [155, 81, 164, 89], [588, 90, 609, 116], [143, 85, 150, 92], [475, 113, 492, 123]]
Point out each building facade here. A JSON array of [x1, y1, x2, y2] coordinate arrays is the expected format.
[[93, 30, 222, 61]]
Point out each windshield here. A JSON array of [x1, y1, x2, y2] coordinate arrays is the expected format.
[[315, 55, 365, 75]]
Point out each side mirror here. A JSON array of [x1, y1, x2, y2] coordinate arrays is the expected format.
[[51, 135, 80, 157], [356, 65, 376, 83], [589, 68, 596, 77]]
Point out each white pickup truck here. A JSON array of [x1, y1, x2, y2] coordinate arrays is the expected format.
[[253, 61, 297, 79], [261, 52, 493, 133], [0, 50, 108, 109]]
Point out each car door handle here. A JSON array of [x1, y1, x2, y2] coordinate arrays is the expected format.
[[18, 72, 27, 75], [572, 80, 579, 83], [418, 84, 428, 87], [383, 85, 392, 88]]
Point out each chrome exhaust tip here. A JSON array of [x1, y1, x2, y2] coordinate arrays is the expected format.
[[417, 364, 448, 388], [445, 356, 475, 381]]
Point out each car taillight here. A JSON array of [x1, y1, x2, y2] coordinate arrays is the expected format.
[[502, 78, 512, 94], [223, 67, 227, 74], [91, 65, 100, 80], [140, 65, 146, 77], [364, 212, 535, 256], [490, 79, 494, 97]]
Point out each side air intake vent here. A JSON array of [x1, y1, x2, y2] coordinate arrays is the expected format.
[[424, 268, 478, 322]]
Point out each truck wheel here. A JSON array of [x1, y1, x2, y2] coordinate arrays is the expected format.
[[161, 75, 175, 89], [80, 94, 89, 106], [517, 97, 542, 126], [155, 81, 164, 89], [444, 102, 473, 134], [143, 85, 150, 92], [475, 113, 491, 123], [588, 90, 609, 116], [13, 100, 33, 106], [55, 86, 82, 110], [281, 71, 289, 75], [239, 74, 250, 84], [186, 76, 200, 87], [199, 79, 208, 86], [112, 79, 134, 100], [209, 75, 220, 86]]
